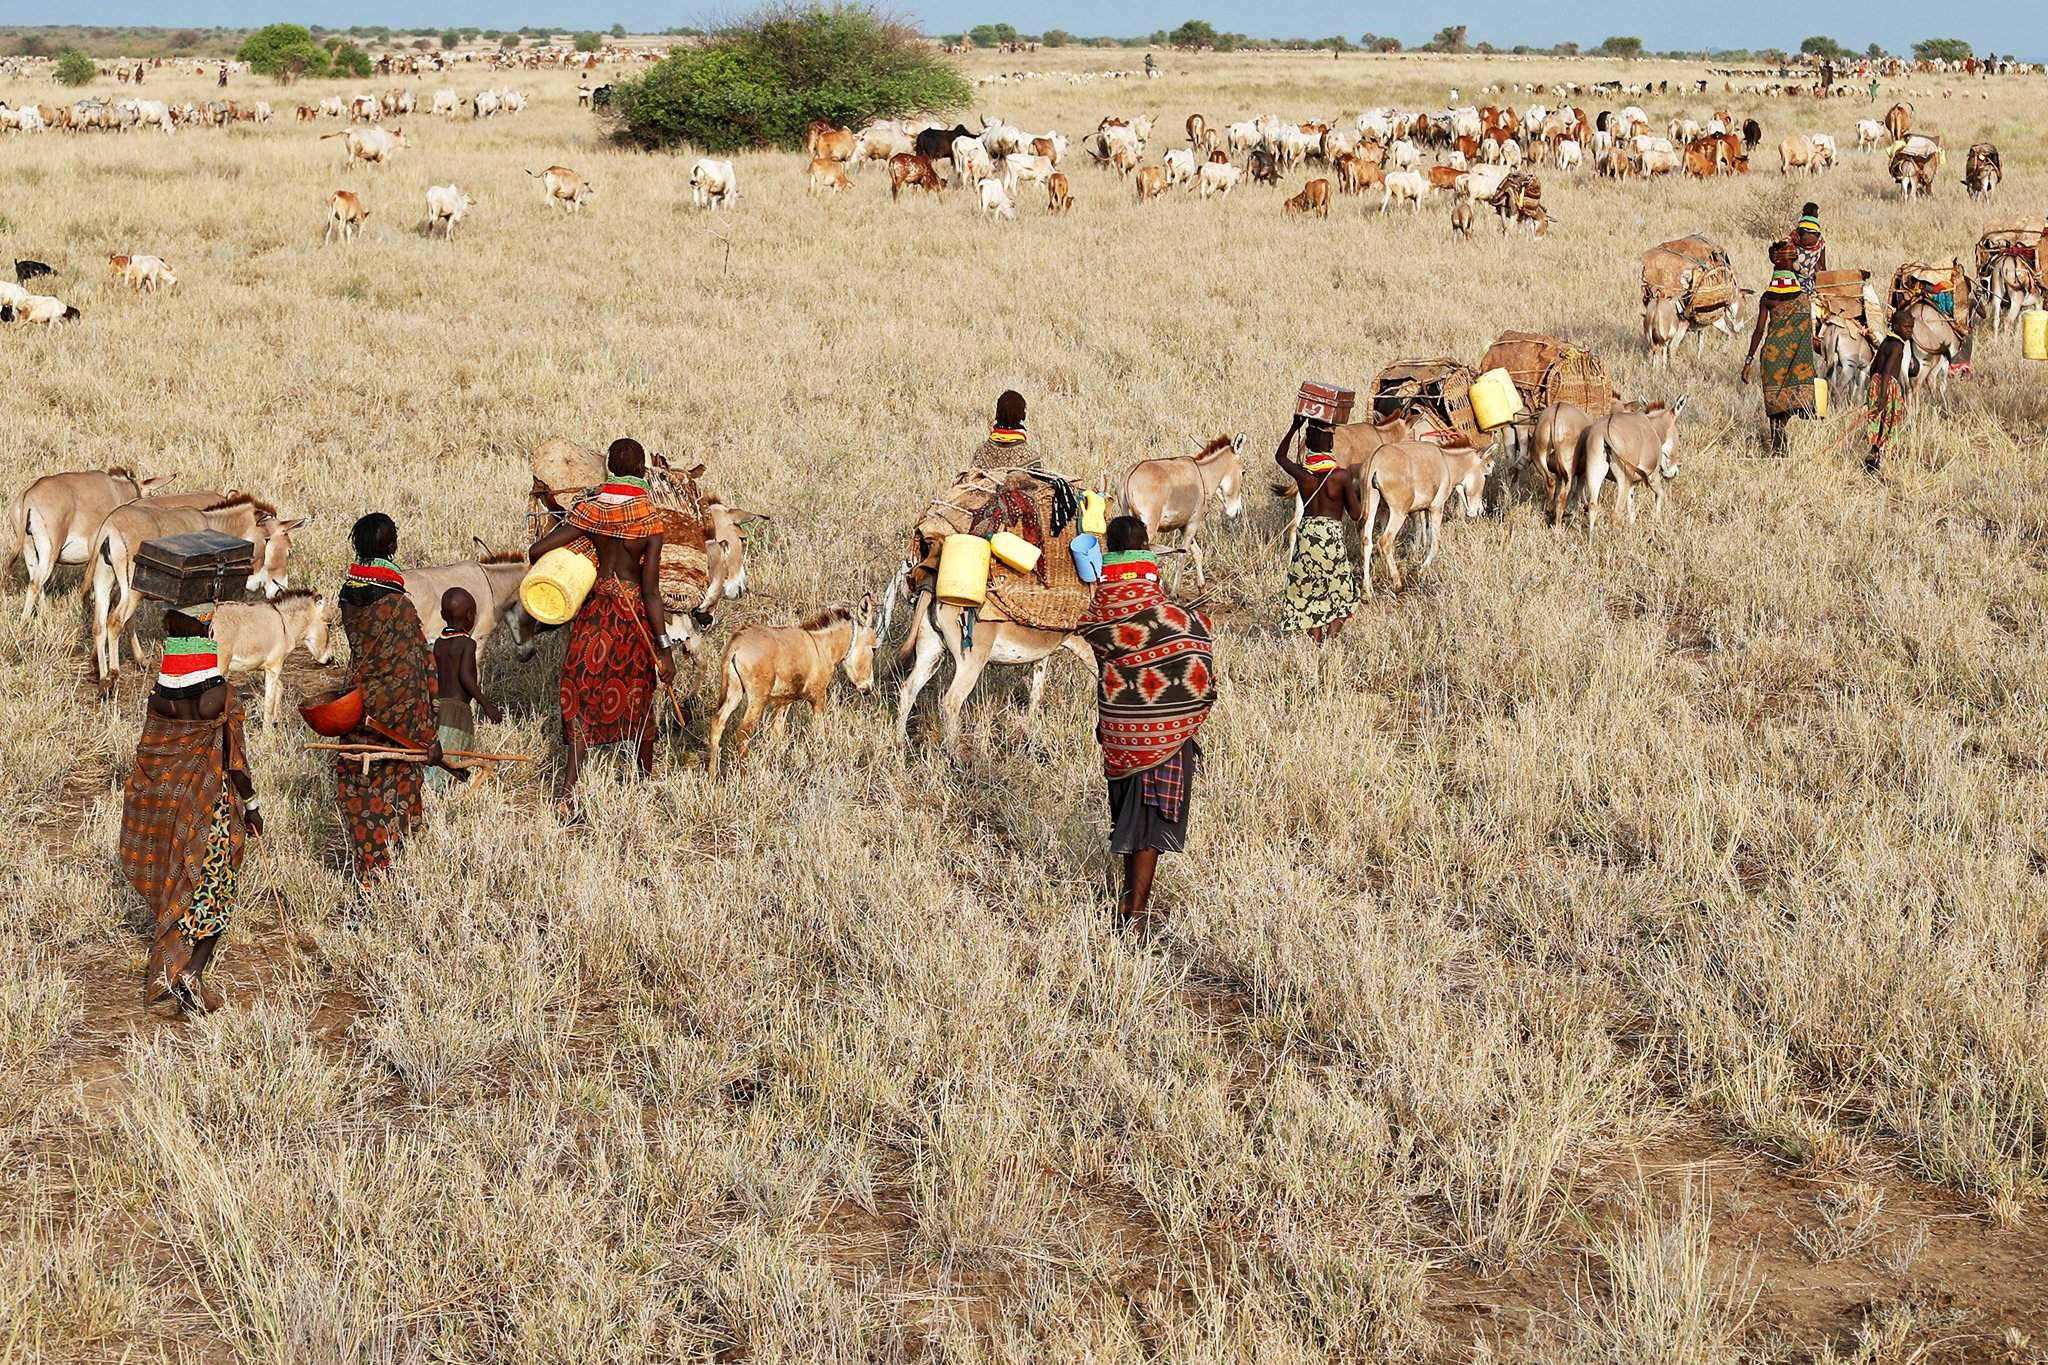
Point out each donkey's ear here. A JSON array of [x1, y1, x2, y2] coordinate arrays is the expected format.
[[862, 591, 875, 619], [1673, 395, 1689, 417], [473, 535, 490, 555]]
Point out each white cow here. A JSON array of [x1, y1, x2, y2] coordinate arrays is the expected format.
[[1381, 169, 1429, 212], [432, 88, 461, 117], [951, 134, 994, 186], [423, 184, 472, 237], [120, 255, 177, 291], [1162, 148, 1196, 185], [1002, 153, 1052, 191], [1387, 137, 1419, 169], [1854, 118, 1885, 151], [976, 177, 1017, 221], [1197, 162, 1242, 197], [7, 295, 81, 325], [1554, 139, 1582, 173], [689, 158, 737, 209], [131, 99, 174, 134], [472, 88, 501, 118]]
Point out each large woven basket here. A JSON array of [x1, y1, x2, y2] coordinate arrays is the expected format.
[[909, 468, 1093, 633]]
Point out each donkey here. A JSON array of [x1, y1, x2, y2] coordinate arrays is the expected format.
[[211, 590, 336, 724], [1118, 434, 1246, 586], [708, 599, 877, 778], [1817, 319, 1876, 399], [1642, 296, 1689, 367], [894, 595, 1091, 752], [1580, 399, 1687, 526], [405, 550, 537, 670], [88, 494, 302, 687], [1899, 302, 1972, 401], [9, 467, 204, 619], [1361, 439, 1494, 595], [1981, 252, 2041, 339]]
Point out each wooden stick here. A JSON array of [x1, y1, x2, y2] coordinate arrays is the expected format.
[[305, 743, 533, 762], [631, 609, 690, 731]]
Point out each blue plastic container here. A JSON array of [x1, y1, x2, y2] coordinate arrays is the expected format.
[[1069, 533, 1103, 584]]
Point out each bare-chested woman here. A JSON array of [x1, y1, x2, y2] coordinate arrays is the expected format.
[[1274, 414, 1364, 642]]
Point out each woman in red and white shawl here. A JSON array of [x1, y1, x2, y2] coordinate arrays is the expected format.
[[1075, 516, 1217, 933]]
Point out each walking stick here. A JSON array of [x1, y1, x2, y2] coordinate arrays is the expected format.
[[631, 610, 690, 731]]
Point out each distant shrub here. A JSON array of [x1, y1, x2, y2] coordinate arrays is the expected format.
[[332, 42, 373, 77], [574, 31, 601, 52], [607, 3, 970, 153], [55, 49, 96, 86], [441, 28, 461, 49], [239, 23, 331, 81]]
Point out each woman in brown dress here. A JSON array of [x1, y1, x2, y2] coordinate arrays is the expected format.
[[333, 513, 439, 880]]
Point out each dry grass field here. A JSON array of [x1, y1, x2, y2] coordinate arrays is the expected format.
[[4, 45, 2048, 1362]]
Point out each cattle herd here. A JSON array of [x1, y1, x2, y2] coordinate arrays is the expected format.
[[782, 86, 1997, 232]]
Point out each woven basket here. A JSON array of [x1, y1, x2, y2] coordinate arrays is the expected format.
[[909, 469, 1092, 633], [1541, 348, 1617, 416]]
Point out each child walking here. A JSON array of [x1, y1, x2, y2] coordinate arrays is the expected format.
[[428, 587, 502, 789]]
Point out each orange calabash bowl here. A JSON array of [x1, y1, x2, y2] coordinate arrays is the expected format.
[[300, 687, 364, 737]]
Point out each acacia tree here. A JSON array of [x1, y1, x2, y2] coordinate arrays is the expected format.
[[238, 23, 332, 81], [1425, 25, 1468, 52], [1912, 37, 1971, 62]]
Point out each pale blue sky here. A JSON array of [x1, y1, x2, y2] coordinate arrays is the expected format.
[[50, 2, 2031, 60]]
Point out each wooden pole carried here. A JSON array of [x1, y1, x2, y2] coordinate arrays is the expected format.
[[631, 609, 690, 732]]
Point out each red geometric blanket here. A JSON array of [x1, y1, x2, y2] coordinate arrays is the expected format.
[[1076, 568, 1216, 780]]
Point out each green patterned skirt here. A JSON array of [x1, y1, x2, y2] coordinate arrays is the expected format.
[[1282, 516, 1358, 632], [1759, 300, 1818, 419]]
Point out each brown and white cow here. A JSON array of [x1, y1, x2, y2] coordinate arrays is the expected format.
[[532, 165, 594, 212], [889, 153, 943, 199], [1284, 177, 1331, 218], [324, 190, 369, 243]]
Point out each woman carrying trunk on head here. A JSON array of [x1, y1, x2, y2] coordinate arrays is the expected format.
[[120, 608, 263, 1013], [1741, 240, 1818, 456]]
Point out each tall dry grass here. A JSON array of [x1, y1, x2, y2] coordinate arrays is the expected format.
[[1, 47, 2045, 1360]]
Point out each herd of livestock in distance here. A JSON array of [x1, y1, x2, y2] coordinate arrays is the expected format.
[[802, 90, 1991, 228]]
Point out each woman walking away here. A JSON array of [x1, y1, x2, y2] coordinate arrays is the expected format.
[[1866, 309, 1914, 475], [1741, 240, 1818, 456], [1076, 516, 1217, 936], [120, 609, 263, 1013], [334, 513, 439, 881]]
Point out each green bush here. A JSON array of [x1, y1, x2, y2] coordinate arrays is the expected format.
[[333, 42, 373, 76], [238, 23, 331, 81], [607, 4, 970, 153], [55, 49, 96, 85], [441, 28, 461, 49], [574, 31, 601, 51]]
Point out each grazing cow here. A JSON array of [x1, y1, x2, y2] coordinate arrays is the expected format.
[[1046, 171, 1073, 213], [1884, 103, 1911, 142], [687, 158, 734, 210], [1135, 165, 1167, 201], [1683, 139, 1719, 178], [852, 120, 915, 162], [1284, 178, 1331, 218], [949, 133, 994, 187], [1119, 435, 1247, 587], [472, 89, 501, 119], [7, 295, 81, 326], [1380, 169, 1428, 212], [119, 254, 177, 291], [1554, 139, 1582, 173], [89, 495, 302, 686], [347, 94, 379, 122], [324, 190, 369, 243], [1163, 148, 1196, 186], [708, 602, 877, 778], [322, 125, 408, 168], [1780, 135, 1827, 175], [1741, 118, 1763, 150], [1002, 153, 1052, 191], [914, 122, 975, 165], [432, 88, 461, 117], [810, 125, 855, 162], [1427, 164, 1463, 193], [1855, 119, 1885, 152], [1579, 400, 1686, 525], [423, 184, 472, 237], [8, 469, 205, 619], [1198, 162, 1242, 197], [1361, 439, 1493, 596], [533, 165, 595, 212], [889, 153, 943, 199], [1248, 147, 1279, 186], [1186, 112, 1206, 147], [210, 592, 336, 724], [296, 103, 318, 122], [977, 177, 1017, 220], [808, 158, 851, 194]]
